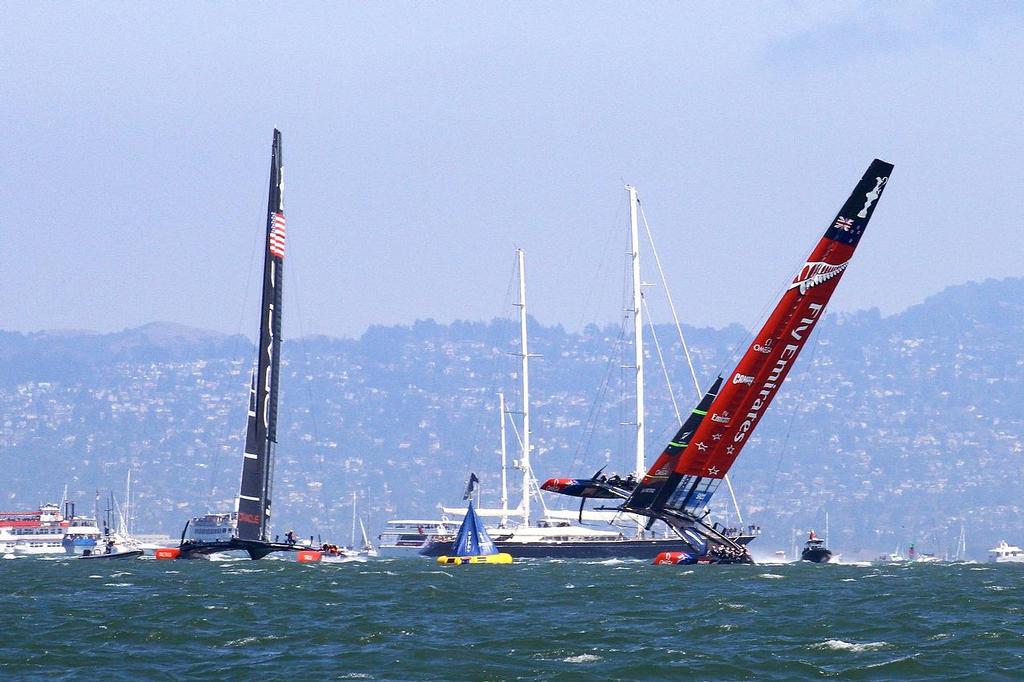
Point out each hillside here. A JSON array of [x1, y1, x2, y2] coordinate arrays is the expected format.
[[0, 279, 1021, 559]]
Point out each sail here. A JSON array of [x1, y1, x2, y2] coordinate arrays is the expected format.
[[666, 159, 893, 515], [622, 376, 722, 515], [237, 129, 286, 542], [452, 500, 498, 557]]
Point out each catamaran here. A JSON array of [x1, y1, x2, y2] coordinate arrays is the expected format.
[[158, 130, 309, 561], [542, 159, 894, 564]]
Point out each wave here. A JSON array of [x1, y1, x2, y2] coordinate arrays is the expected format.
[[811, 639, 890, 653]]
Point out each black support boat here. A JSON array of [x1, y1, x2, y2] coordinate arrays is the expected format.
[[801, 531, 832, 563]]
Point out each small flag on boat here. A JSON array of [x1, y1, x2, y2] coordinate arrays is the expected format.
[[269, 212, 286, 258], [462, 472, 480, 500]]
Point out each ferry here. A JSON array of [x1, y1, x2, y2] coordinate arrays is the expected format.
[[0, 502, 102, 556], [988, 540, 1024, 563], [183, 512, 239, 544], [0, 504, 67, 555]]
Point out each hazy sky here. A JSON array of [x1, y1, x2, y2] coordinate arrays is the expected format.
[[5, 3, 1022, 339]]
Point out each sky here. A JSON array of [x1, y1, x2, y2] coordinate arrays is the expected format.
[[4, 3, 1023, 340]]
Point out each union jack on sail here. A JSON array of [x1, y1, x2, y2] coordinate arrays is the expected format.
[[269, 212, 286, 259]]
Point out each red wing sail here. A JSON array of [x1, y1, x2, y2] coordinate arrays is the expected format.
[[675, 159, 893, 487]]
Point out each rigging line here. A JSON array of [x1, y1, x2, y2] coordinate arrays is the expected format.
[[205, 229, 261, 510], [643, 296, 682, 425], [567, 318, 625, 475], [766, 314, 826, 498], [638, 202, 701, 400], [638, 278, 745, 518], [574, 191, 627, 331], [722, 473, 744, 526], [286, 262, 330, 538]]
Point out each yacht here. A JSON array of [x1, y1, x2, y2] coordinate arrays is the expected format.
[[377, 519, 461, 558], [988, 540, 1024, 563], [61, 515, 102, 556], [420, 517, 752, 560]]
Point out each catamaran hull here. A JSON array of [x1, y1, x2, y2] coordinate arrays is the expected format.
[[175, 539, 302, 560]]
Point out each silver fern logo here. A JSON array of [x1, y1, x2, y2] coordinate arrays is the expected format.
[[857, 176, 887, 218], [789, 261, 849, 294]]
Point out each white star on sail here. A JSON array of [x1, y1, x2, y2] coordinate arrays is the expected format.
[[696, 441, 708, 452], [712, 433, 722, 441], [726, 445, 735, 454], [707, 466, 720, 476]]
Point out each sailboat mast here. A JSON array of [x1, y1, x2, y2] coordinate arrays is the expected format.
[[122, 470, 132, 536], [499, 392, 509, 527], [627, 185, 645, 479], [351, 491, 357, 549], [238, 129, 286, 543], [516, 249, 531, 527]]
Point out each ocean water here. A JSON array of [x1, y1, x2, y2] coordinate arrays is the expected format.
[[0, 557, 1020, 680]]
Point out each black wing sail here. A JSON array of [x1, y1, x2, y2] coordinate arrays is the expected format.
[[622, 376, 722, 517], [237, 129, 285, 542]]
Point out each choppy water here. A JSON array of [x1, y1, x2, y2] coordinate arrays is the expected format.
[[0, 556, 1021, 680]]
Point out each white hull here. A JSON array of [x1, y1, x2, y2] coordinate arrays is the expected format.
[[988, 541, 1024, 563], [377, 544, 428, 558], [11, 542, 66, 556]]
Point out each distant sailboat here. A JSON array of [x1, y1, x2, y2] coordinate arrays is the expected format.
[[543, 160, 894, 565], [158, 130, 308, 561]]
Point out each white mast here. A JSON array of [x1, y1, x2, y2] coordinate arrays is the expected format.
[[499, 392, 509, 527], [515, 249, 531, 527], [627, 185, 645, 480], [120, 470, 132, 536], [350, 491, 357, 549]]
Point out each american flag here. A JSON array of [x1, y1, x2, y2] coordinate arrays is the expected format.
[[269, 212, 286, 259]]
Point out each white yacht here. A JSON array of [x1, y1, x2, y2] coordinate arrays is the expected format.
[[377, 519, 460, 558], [61, 516, 102, 555], [988, 540, 1024, 563]]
